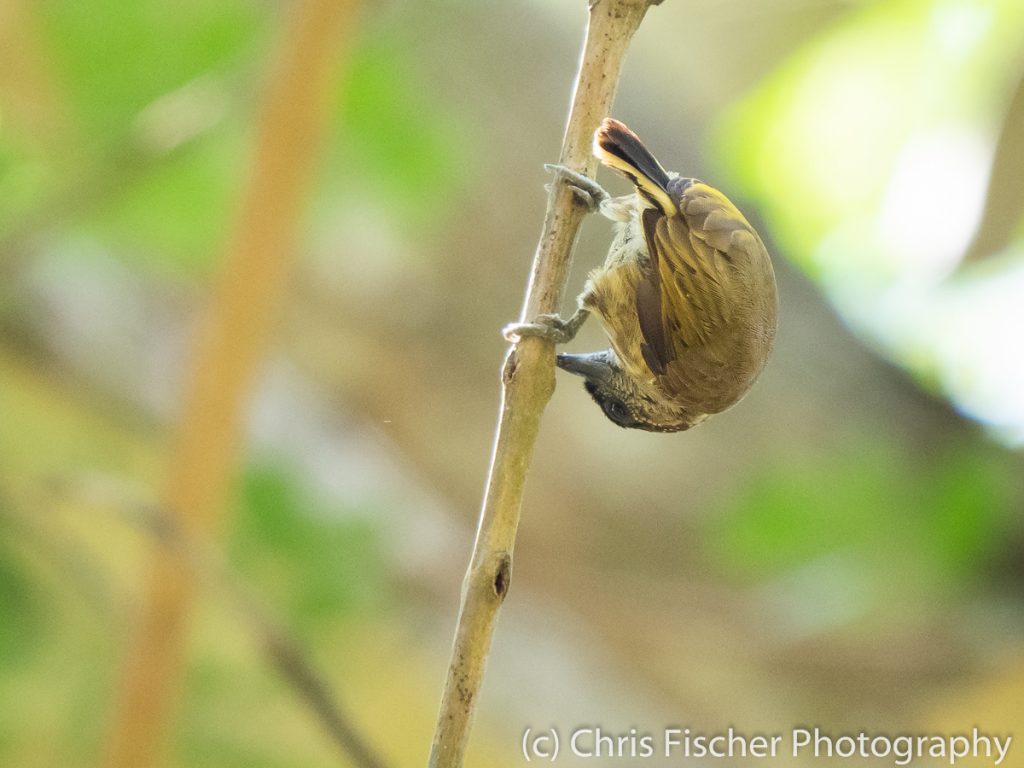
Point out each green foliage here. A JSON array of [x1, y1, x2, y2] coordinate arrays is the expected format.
[[3, 0, 473, 277], [0, 138, 52, 234], [178, 657, 329, 768], [0, 354, 388, 766], [177, 740, 313, 768], [708, 438, 1016, 605], [0, 534, 43, 670], [231, 465, 388, 629], [0, 0, 268, 275], [86, 132, 247, 274], [328, 34, 472, 231], [39, 0, 263, 143], [712, 0, 1024, 273]]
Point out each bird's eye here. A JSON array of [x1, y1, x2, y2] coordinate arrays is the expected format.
[[603, 398, 630, 424]]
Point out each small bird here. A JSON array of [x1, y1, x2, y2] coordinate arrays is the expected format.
[[505, 118, 778, 432]]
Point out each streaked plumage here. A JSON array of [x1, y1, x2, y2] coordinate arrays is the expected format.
[[514, 118, 778, 432]]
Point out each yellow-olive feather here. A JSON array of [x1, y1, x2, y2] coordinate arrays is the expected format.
[[506, 118, 777, 433], [571, 118, 778, 432], [593, 120, 678, 217]]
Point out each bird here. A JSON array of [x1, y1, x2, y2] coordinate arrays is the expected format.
[[504, 118, 778, 432]]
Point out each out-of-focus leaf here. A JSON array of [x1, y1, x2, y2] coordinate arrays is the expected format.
[[179, 656, 333, 768], [84, 129, 246, 274], [0, 139, 55, 235], [714, 0, 1024, 278], [0, 1, 268, 274], [707, 439, 1016, 607], [327, 34, 472, 231], [231, 465, 388, 628], [927, 450, 1015, 575], [0, 536, 43, 668], [39, 0, 263, 144]]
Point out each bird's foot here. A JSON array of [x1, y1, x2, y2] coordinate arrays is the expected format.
[[502, 309, 590, 344], [544, 164, 610, 213]]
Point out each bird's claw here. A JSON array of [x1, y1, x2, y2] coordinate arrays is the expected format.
[[502, 314, 574, 344], [544, 163, 610, 213]]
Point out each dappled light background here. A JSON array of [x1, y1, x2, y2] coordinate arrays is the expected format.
[[1, 0, 1022, 766]]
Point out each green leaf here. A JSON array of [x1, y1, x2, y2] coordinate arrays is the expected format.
[[707, 439, 1016, 604], [231, 465, 388, 627], [40, 0, 264, 143], [326, 33, 474, 231], [0, 533, 44, 669]]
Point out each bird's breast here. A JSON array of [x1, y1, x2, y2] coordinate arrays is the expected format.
[[583, 259, 651, 380]]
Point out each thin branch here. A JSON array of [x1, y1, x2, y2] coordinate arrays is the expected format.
[[427, 2, 659, 766]]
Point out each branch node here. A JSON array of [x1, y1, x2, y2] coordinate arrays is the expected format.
[[491, 552, 512, 600], [502, 349, 520, 385]]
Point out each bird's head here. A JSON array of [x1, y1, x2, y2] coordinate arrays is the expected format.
[[556, 350, 702, 433]]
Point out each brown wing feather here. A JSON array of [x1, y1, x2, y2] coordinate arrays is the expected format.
[[635, 208, 668, 374], [637, 180, 775, 411]]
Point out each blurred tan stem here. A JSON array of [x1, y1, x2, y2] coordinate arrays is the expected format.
[[0, 0, 74, 154], [427, 1, 658, 766], [960, 66, 1024, 267], [104, 1, 362, 766]]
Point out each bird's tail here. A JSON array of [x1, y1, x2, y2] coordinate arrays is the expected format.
[[593, 118, 677, 216]]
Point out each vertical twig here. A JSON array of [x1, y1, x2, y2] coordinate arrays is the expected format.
[[960, 68, 1024, 266], [103, 1, 363, 765], [428, 2, 659, 766]]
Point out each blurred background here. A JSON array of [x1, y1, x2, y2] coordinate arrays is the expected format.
[[1, 0, 1023, 765]]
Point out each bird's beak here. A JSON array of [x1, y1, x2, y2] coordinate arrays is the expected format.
[[556, 352, 614, 384]]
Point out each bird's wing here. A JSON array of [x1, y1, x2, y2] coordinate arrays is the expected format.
[[635, 181, 766, 398]]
